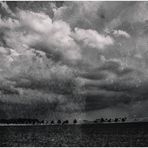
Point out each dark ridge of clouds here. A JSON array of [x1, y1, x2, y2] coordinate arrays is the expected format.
[[6, 1, 64, 18], [0, 80, 19, 95], [84, 91, 132, 111], [0, 101, 57, 119], [83, 76, 142, 95], [79, 71, 108, 80], [0, 88, 19, 95], [53, 1, 136, 31], [98, 59, 135, 77], [31, 44, 64, 63], [0, 94, 85, 119], [79, 59, 135, 81], [81, 78, 148, 112], [0, 3, 10, 18], [0, 32, 7, 47], [9, 76, 79, 95]]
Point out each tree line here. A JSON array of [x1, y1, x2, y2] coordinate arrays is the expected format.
[[94, 117, 127, 123], [0, 118, 77, 125], [0, 117, 127, 125]]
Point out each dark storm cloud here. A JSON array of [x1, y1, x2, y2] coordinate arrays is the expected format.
[[8, 74, 78, 95], [81, 71, 148, 112], [79, 70, 107, 80], [98, 59, 134, 77], [4, 1, 63, 18], [0, 85, 19, 95], [79, 59, 135, 82], [54, 1, 135, 31], [84, 92, 132, 111]]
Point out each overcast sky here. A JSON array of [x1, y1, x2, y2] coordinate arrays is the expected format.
[[0, 1, 148, 121]]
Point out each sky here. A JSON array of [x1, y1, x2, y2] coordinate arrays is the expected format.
[[0, 1, 148, 121]]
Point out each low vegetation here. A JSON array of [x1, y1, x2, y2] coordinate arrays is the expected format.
[[0, 117, 127, 125]]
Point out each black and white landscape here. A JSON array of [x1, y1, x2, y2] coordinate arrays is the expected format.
[[0, 1, 148, 147]]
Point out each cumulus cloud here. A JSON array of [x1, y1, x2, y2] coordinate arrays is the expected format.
[[112, 30, 130, 38], [73, 28, 114, 50], [2, 10, 81, 62]]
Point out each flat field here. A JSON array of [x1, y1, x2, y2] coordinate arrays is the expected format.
[[0, 122, 148, 146]]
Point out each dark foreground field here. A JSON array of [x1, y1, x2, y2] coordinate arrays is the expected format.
[[0, 122, 148, 146]]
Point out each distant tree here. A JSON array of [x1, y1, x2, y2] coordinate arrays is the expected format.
[[73, 119, 77, 124], [41, 120, 44, 124], [134, 118, 137, 122], [114, 118, 118, 122], [121, 118, 125, 122], [94, 120, 97, 124], [51, 120, 54, 124], [105, 118, 108, 122], [108, 119, 111, 122], [62, 120, 69, 125], [121, 117, 127, 122], [100, 118, 104, 123], [57, 120, 61, 124]]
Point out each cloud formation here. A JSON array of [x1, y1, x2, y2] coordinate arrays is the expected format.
[[0, 1, 148, 120]]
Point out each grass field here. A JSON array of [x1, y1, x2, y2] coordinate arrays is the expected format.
[[0, 122, 148, 146]]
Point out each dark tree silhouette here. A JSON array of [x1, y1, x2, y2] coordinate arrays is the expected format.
[[105, 118, 108, 122], [73, 119, 77, 124], [114, 118, 118, 122], [121, 117, 127, 122], [94, 120, 97, 124], [100, 118, 104, 123], [121, 118, 125, 122], [108, 119, 111, 122], [62, 120, 69, 125], [57, 120, 61, 124], [0, 118, 40, 124], [41, 120, 44, 124], [51, 120, 54, 124]]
